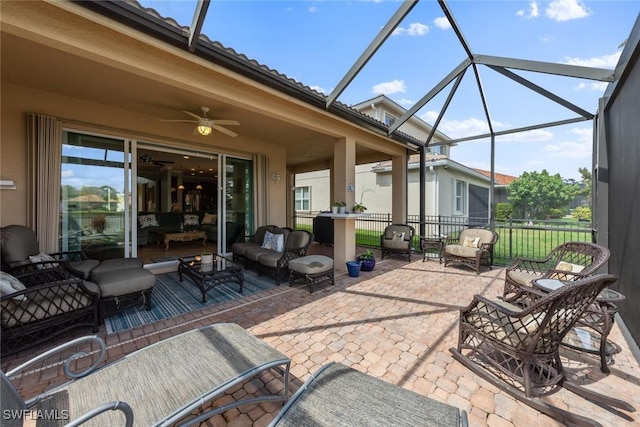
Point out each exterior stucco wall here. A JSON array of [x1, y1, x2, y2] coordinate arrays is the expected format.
[[0, 82, 288, 228], [296, 163, 492, 218]]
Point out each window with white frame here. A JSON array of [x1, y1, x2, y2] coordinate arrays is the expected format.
[[454, 179, 467, 213], [294, 186, 311, 211], [384, 112, 396, 126]]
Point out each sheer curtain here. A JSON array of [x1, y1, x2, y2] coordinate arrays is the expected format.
[[27, 113, 61, 253]]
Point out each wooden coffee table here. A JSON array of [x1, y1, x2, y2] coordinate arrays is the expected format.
[[177, 255, 244, 302], [156, 230, 207, 251]]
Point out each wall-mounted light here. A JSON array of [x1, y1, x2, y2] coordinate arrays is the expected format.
[[178, 184, 185, 190], [197, 125, 212, 136], [196, 183, 203, 190], [272, 172, 281, 183]]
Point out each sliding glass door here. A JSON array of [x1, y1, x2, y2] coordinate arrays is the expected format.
[[60, 131, 255, 261], [219, 155, 254, 254], [60, 132, 131, 260]]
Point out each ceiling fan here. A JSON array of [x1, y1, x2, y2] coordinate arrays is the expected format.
[[139, 153, 175, 167], [162, 106, 240, 137]]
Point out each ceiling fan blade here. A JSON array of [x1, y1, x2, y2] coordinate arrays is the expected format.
[[212, 124, 238, 138], [160, 119, 198, 123], [210, 119, 240, 126], [182, 110, 203, 120]]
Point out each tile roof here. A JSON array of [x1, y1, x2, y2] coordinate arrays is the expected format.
[[472, 169, 518, 185]]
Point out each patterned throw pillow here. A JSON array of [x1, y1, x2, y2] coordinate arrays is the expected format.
[[0, 271, 27, 301], [261, 231, 285, 253], [28, 251, 57, 269], [392, 231, 405, 241], [184, 214, 200, 226], [138, 214, 159, 228], [201, 213, 217, 225], [462, 236, 481, 248]]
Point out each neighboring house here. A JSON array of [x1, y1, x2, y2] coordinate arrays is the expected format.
[[295, 95, 518, 222], [471, 169, 518, 204]]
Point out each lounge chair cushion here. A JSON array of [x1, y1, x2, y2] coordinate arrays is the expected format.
[[444, 245, 477, 258], [90, 268, 155, 298], [31, 323, 290, 426], [288, 255, 334, 275], [269, 362, 465, 427], [507, 270, 542, 286]]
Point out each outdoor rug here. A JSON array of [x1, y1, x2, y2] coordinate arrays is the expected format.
[[104, 270, 278, 334]]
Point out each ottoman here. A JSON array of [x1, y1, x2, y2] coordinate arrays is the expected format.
[[89, 258, 156, 322], [288, 255, 334, 293]]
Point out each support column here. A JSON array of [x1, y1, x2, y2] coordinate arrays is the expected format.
[[391, 154, 407, 223], [333, 137, 356, 271]]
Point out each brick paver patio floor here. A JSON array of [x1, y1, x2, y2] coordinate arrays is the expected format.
[[3, 249, 639, 426]]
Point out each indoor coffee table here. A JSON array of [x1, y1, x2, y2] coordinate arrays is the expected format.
[[156, 230, 207, 251], [178, 255, 244, 302]]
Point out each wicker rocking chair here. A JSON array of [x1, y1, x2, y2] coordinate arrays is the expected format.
[[502, 241, 610, 300], [450, 274, 634, 426]]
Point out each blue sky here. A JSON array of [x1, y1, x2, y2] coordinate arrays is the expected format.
[[138, 0, 638, 181]]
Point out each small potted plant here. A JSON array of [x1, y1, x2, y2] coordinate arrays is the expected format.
[[332, 201, 347, 214], [357, 249, 376, 271], [352, 203, 367, 214]]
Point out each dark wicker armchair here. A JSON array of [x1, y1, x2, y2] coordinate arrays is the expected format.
[[443, 228, 498, 274], [450, 274, 632, 426], [1, 266, 100, 355], [380, 224, 415, 261], [502, 241, 610, 300]]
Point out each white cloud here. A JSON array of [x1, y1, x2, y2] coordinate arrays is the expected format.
[[563, 51, 621, 69], [372, 79, 406, 95], [516, 1, 539, 19], [545, 0, 590, 22], [308, 6, 318, 13], [396, 98, 414, 107], [437, 117, 491, 139], [392, 23, 429, 36], [420, 110, 440, 123], [433, 17, 451, 30], [61, 170, 74, 178], [496, 129, 554, 143], [575, 81, 608, 91], [539, 34, 555, 43], [543, 127, 592, 159], [309, 85, 327, 94]]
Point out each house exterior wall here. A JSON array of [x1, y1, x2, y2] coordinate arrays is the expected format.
[[1, 77, 289, 229], [296, 163, 493, 219]]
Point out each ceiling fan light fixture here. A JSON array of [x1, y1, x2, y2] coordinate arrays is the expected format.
[[197, 124, 212, 136]]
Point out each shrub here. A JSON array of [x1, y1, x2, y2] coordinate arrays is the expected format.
[[573, 206, 592, 221], [495, 203, 514, 221]]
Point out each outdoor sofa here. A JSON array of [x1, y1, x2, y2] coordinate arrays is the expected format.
[[232, 226, 313, 284]]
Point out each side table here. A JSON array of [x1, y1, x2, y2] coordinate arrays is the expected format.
[[534, 278, 625, 373], [420, 236, 445, 263]]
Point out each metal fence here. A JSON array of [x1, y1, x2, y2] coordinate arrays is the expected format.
[[294, 211, 593, 266]]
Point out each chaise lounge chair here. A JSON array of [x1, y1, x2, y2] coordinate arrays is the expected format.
[[2, 323, 291, 426], [269, 362, 468, 427]]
